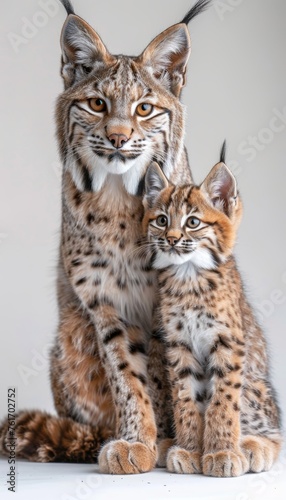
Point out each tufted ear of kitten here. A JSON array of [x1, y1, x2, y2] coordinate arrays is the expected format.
[[200, 162, 238, 218], [144, 162, 169, 208]]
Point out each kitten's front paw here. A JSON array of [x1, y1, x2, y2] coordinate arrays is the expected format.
[[166, 446, 202, 474], [202, 450, 248, 477], [98, 439, 157, 474], [241, 436, 280, 473]]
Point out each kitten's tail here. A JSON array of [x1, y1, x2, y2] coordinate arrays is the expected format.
[[181, 0, 212, 25], [0, 410, 112, 463]]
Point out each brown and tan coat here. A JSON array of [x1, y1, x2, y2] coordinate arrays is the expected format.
[[143, 158, 282, 477]]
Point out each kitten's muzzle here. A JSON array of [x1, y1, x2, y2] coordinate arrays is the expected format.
[[167, 235, 182, 247]]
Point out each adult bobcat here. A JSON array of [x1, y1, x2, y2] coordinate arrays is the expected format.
[[0, 0, 211, 473]]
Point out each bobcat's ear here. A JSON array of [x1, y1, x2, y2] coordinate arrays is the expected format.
[[201, 163, 238, 217], [60, 15, 115, 88], [144, 162, 169, 207], [138, 24, 191, 97]]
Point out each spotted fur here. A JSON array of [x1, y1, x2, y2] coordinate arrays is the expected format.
[[0, 1, 212, 473], [143, 158, 282, 477]]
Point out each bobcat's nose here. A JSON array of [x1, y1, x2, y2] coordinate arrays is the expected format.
[[108, 133, 129, 149], [167, 235, 181, 247]]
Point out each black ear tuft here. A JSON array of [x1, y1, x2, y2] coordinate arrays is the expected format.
[[220, 140, 226, 164], [60, 0, 75, 16], [181, 0, 212, 25]]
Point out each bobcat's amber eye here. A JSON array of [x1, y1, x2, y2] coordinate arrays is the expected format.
[[136, 103, 153, 117], [89, 98, 107, 113], [156, 215, 168, 227], [186, 217, 201, 229]]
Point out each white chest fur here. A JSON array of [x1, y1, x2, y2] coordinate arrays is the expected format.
[[165, 306, 219, 412]]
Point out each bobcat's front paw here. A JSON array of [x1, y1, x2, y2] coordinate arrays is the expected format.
[[167, 446, 202, 474], [241, 435, 281, 473], [202, 450, 248, 477], [98, 439, 157, 474]]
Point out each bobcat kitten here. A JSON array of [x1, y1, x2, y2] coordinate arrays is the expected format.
[[143, 153, 282, 477]]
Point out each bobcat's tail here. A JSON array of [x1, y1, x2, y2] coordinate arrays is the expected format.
[[0, 410, 112, 463]]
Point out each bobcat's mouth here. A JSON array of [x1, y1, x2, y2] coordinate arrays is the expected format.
[[92, 149, 142, 163], [168, 247, 181, 255], [160, 246, 195, 256], [108, 152, 126, 162]]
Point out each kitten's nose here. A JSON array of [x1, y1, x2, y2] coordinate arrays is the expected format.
[[167, 236, 180, 246], [108, 133, 129, 149]]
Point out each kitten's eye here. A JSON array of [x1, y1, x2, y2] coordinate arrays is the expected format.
[[186, 217, 201, 229], [156, 215, 168, 227], [89, 98, 107, 113], [136, 103, 153, 117]]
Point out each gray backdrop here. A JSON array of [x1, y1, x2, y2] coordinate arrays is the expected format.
[[0, 0, 285, 426]]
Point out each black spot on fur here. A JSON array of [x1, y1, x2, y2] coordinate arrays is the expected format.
[[73, 192, 82, 206], [129, 343, 146, 355], [71, 259, 82, 267], [91, 260, 108, 268], [87, 213, 95, 225], [118, 362, 129, 370], [75, 277, 87, 286], [131, 371, 147, 385], [207, 279, 217, 291], [210, 367, 225, 378], [178, 367, 204, 381], [103, 328, 123, 344], [117, 279, 126, 289]]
